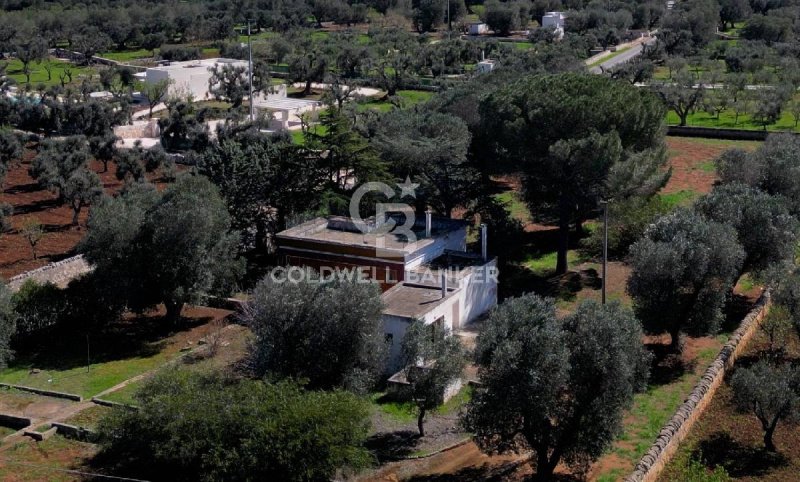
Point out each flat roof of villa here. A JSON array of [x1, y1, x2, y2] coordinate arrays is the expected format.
[[382, 282, 459, 319], [277, 216, 467, 254]]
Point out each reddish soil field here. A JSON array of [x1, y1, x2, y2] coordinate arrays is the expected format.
[[662, 137, 760, 195], [658, 329, 800, 482], [0, 149, 176, 280]]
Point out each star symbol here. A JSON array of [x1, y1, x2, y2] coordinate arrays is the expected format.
[[397, 176, 419, 199]]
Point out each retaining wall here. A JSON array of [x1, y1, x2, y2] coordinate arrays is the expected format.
[[0, 413, 32, 429], [52, 422, 97, 442], [666, 126, 773, 141], [6, 255, 92, 292], [625, 291, 771, 482]]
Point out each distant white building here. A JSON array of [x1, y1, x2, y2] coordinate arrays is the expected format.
[[542, 11, 566, 39], [468, 22, 489, 35], [144, 58, 248, 100], [476, 59, 496, 74]]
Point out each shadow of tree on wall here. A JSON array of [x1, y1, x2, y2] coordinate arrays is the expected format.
[[694, 432, 788, 478]]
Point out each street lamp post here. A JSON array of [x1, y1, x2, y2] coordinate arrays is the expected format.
[[248, 20, 254, 123], [600, 200, 609, 304]]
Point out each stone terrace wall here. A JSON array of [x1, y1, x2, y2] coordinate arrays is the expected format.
[[625, 291, 771, 482], [6, 255, 92, 292]]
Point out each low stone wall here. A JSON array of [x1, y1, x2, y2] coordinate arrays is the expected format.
[[0, 412, 32, 429], [625, 291, 771, 482], [6, 255, 92, 292], [52, 422, 97, 442], [0, 382, 82, 402], [114, 119, 160, 139]]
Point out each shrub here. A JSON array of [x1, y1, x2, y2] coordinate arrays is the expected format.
[[96, 369, 372, 481]]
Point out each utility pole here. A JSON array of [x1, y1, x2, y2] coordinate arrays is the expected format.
[[447, 0, 451, 39], [600, 200, 609, 305], [248, 19, 254, 123]]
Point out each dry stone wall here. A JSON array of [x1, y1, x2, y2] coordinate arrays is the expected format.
[[6, 255, 92, 292], [625, 291, 771, 482]]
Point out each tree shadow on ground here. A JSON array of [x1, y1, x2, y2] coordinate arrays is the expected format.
[[365, 430, 420, 462], [8, 312, 214, 373], [720, 293, 757, 334], [3, 182, 41, 195], [645, 343, 694, 386], [694, 432, 788, 478], [406, 461, 581, 482], [10, 198, 62, 215]]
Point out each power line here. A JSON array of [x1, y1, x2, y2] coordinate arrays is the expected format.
[[3, 460, 151, 482]]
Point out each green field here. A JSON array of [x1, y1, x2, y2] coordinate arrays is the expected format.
[[4, 57, 95, 87], [667, 108, 800, 132], [99, 49, 153, 62]]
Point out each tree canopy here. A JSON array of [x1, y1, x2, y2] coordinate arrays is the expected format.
[[464, 295, 650, 480], [242, 270, 387, 394], [627, 209, 745, 350], [479, 73, 669, 274], [96, 369, 372, 482], [80, 176, 244, 322]]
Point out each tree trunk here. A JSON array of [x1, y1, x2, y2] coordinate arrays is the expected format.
[[72, 204, 81, 226], [556, 206, 570, 275], [304, 79, 312, 96], [417, 407, 426, 437], [679, 111, 688, 127], [164, 300, 184, 324], [534, 450, 557, 481], [764, 421, 777, 452], [669, 326, 683, 353]]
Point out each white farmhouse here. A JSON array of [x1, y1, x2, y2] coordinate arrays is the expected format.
[[144, 58, 248, 100], [542, 11, 566, 39]]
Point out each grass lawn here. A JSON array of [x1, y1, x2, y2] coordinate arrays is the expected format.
[[0, 307, 230, 398], [595, 334, 729, 482], [98, 379, 142, 406], [0, 435, 95, 481], [99, 49, 153, 62], [667, 108, 800, 132], [494, 189, 530, 223], [4, 57, 94, 87], [62, 405, 111, 430], [658, 189, 700, 208], [0, 425, 16, 438], [523, 250, 587, 277], [356, 89, 434, 113]]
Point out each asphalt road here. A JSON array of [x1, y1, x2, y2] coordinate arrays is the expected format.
[[589, 38, 657, 74]]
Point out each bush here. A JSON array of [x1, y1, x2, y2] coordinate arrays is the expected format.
[[581, 196, 672, 260], [158, 45, 201, 62], [96, 369, 372, 481], [11, 280, 64, 337]]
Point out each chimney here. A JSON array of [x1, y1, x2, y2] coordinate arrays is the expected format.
[[425, 210, 432, 238], [441, 271, 448, 299], [481, 223, 488, 261]]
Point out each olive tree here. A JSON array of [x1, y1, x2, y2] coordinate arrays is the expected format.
[[716, 134, 800, 215], [242, 270, 387, 394], [463, 295, 650, 480], [80, 176, 244, 322], [480, 74, 669, 274], [0, 129, 22, 184], [731, 361, 800, 452], [627, 210, 745, 351], [401, 320, 466, 436], [0, 282, 15, 368], [29, 136, 103, 225], [695, 184, 798, 274]]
